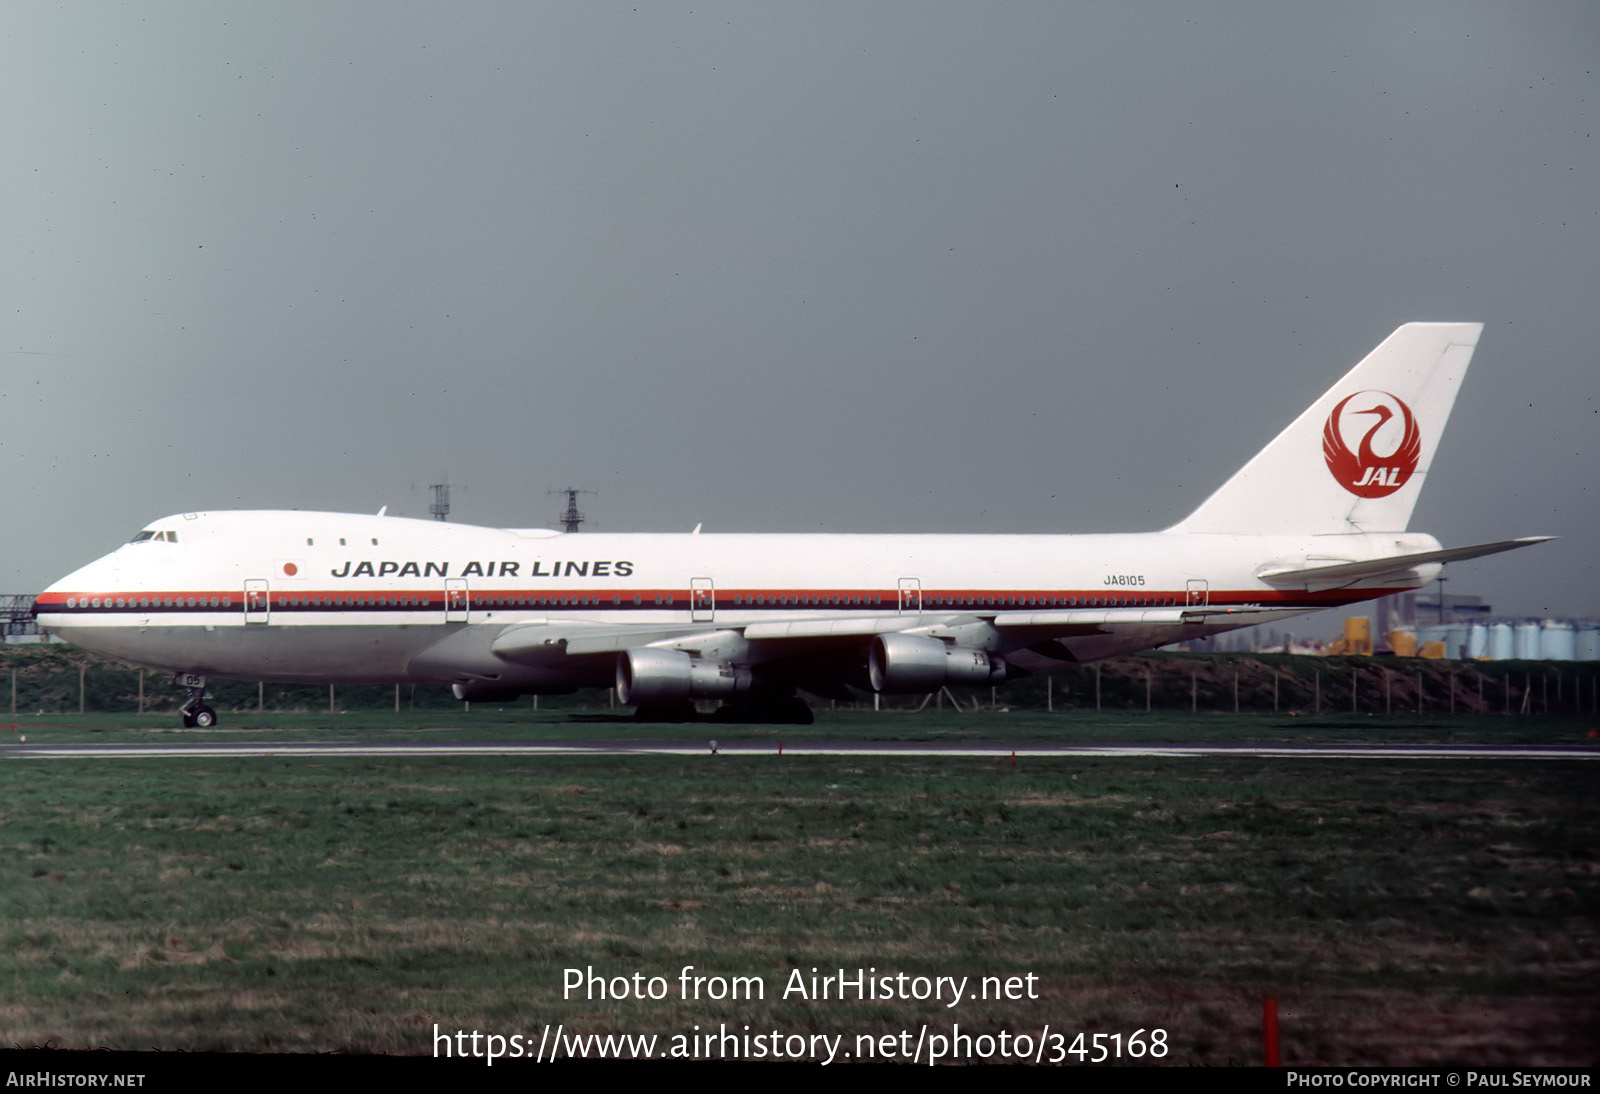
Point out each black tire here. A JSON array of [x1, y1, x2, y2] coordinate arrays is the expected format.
[[632, 702, 699, 723], [192, 705, 218, 729], [180, 712, 197, 729], [713, 698, 814, 725], [776, 697, 815, 725]]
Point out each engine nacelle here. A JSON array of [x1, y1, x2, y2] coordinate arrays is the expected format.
[[616, 647, 752, 706], [868, 633, 1005, 693]]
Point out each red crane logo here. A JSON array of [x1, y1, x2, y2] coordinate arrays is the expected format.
[[1322, 390, 1421, 498]]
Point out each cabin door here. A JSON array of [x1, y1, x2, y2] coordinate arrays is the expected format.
[[690, 578, 715, 623], [897, 578, 922, 614], [445, 578, 470, 623], [244, 579, 270, 624]]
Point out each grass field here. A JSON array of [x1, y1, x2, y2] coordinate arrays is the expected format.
[[2, 711, 1596, 1066]]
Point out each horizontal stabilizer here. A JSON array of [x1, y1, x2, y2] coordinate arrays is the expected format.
[[1257, 537, 1553, 587]]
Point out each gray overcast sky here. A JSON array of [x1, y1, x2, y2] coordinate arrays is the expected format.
[[5, 2, 1597, 619]]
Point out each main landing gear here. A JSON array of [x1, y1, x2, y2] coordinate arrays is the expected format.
[[631, 694, 814, 725], [174, 673, 219, 729], [711, 695, 814, 725]]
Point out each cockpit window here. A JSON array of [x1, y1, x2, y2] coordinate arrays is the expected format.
[[129, 531, 157, 543], [127, 530, 177, 544]]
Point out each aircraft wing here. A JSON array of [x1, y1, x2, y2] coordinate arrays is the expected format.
[[488, 602, 1287, 673], [490, 613, 977, 663], [1257, 537, 1553, 589], [991, 605, 1285, 629], [490, 621, 735, 662]]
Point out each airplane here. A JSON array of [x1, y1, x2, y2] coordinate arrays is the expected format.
[[34, 322, 1549, 728]]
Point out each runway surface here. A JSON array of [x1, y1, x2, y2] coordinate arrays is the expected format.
[[4, 739, 1596, 761]]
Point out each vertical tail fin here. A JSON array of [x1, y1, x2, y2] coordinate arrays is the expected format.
[[1168, 322, 1482, 535]]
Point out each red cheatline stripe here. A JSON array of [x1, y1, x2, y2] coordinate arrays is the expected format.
[[35, 585, 1409, 613]]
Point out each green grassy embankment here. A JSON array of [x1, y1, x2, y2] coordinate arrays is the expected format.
[[2, 743, 1596, 1064]]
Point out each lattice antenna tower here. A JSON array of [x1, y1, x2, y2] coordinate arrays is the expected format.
[[549, 487, 593, 533], [429, 482, 450, 522]]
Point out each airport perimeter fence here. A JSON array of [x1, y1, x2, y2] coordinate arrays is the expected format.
[[971, 653, 1600, 718], [4, 644, 1599, 718]]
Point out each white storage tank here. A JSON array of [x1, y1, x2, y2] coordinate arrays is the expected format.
[[1466, 623, 1489, 660], [1489, 623, 1515, 661], [1514, 622, 1542, 661], [1577, 626, 1600, 662], [1540, 621, 1576, 661]]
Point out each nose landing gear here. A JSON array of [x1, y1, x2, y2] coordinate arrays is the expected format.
[[173, 673, 219, 729]]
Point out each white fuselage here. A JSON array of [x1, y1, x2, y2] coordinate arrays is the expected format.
[[34, 510, 1438, 691]]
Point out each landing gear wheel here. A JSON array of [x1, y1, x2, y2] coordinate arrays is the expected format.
[[777, 697, 815, 726], [632, 702, 699, 723], [174, 673, 213, 730], [712, 697, 814, 725]]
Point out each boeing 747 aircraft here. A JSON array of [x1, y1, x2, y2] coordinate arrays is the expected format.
[[35, 323, 1547, 726]]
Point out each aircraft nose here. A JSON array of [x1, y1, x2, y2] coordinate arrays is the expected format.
[[34, 555, 120, 619]]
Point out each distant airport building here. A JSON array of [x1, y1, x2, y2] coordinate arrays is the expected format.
[[1187, 587, 1597, 661]]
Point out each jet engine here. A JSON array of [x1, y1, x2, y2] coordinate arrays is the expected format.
[[616, 648, 752, 706], [868, 634, 1006, 693]]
